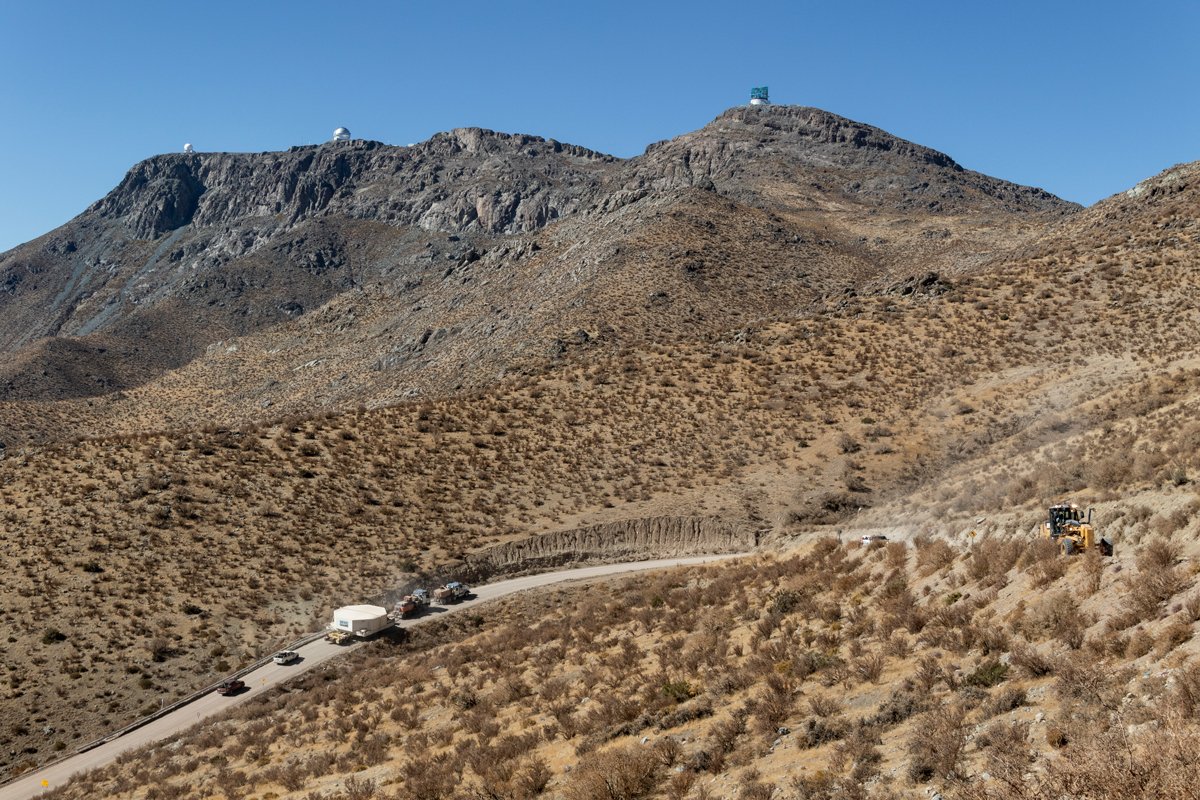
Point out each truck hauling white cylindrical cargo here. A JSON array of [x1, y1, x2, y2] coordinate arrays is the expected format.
[[327, 604, 392, 644]]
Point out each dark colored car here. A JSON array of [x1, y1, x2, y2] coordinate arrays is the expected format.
[[216, 679, 246, 696]]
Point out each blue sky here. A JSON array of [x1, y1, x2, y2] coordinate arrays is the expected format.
[[2, 0, 1197, 252]]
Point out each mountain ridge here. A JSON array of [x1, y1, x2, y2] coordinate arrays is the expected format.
[[0, 105, 1080, 440]]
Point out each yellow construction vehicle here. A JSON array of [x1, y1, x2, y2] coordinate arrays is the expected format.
[[1040, 503, 1113, 555]]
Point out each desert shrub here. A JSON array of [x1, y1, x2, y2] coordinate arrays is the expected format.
[[1023, 591, 1092, 649], [980, 685, 1027, 719], [657, 698, 713, 729], [871, 689, 927, 726], [790, 492, 862, 525], [398, 753, 460, 800], [906, 704, 968, 782], [42, 627, 67, 644], [979, 624, 1012, 655], [1045, 725, 1069, 748], [808, 694, 844, 718], [1029, 553, 1068, 588], [884, 541, 908, 568], [1015, 537, 1060, 574], [1156, 620, 1194, 656], [1053, 657, 1131, 712], [883, 630, 912, 659], [798, 715, 849, 749], [737, 780, 773, 800], [1152, 506, 1193, 535], [837, 434, 862, 454], [664, 771, 694, 800], [984, 722, 1200, 800], [907, 655, 939, 694], [1171, 659, 1200, 719], [1086, 454, 1134, 490], [469, 753, 551, 800], [1125, 628, 1155, 658], [914, 537, 956, 575], [337, 776, 378, 800], [709, 709, 748, 755], [1010, 643, 1054, 677], [770, 589, 801, 615], [1121, 555, 1189, 625], [1081, 548, 1105, 596], [751, 694, 793, 738], [831, 724, 883, 784], [854, 652, 886, 684], [964, 659, 1009, 688], [564, 743, 667, 800], [1140, 537, 1181, 571], [660, 679, 697, 704], [1183, 592, 1200, 622], [966, 719, 1033, 792], [650, 738, 680, 767], [1033, 461, 1086, 498], [967, 537, 1022, 585]]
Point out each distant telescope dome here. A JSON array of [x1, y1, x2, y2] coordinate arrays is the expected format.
[[183, 143, 194, 154], [332, 127, 351, 142]]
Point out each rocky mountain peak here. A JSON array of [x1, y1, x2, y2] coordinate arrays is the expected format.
[[86, 132, 617, 242], [707, 104, 962, 169], [629, 105, 1072, 217]]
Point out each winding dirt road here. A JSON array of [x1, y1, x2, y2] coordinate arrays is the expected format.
[[2, 554, 745, 799]]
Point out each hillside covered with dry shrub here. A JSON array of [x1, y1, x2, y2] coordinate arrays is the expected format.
[[43, 532, 1200, 800], [2, 109, 1200, 795]]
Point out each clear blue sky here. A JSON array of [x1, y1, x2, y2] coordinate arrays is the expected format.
[[2, 0, 1197, 252]]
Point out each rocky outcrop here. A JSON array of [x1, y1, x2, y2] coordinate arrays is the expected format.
[[89, 132, 615, 240]]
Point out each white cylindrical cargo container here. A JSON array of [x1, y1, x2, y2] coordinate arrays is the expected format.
[[331, 604, 391, 637]]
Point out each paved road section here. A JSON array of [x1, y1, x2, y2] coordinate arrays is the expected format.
[[3, 554, 745, 799]]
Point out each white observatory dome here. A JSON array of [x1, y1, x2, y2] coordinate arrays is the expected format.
[[183, 143, 194, 154], [332, 127, 351, 142]]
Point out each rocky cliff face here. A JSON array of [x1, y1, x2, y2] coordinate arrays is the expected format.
[[90, 132, 616, 241]]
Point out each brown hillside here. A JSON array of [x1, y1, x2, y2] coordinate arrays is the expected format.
[[5, 123, 1200, 793]]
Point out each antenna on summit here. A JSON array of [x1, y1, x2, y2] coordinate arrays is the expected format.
[[332, 127, 351, 142], [183, 143, 195, 154], [749, 86, 770, 106]]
